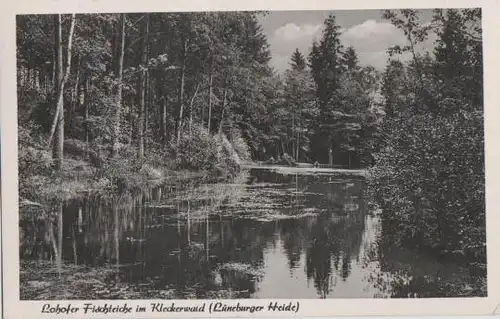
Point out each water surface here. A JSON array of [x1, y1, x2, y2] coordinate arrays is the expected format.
[[20, 167, 477, 299]]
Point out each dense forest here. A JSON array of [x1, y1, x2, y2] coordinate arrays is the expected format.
[[18, 9, 485, 277], [17, 11, 381, 188]]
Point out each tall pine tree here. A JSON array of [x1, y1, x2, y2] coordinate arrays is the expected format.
[[290, 48, 306, 71], [343, 46, 359, 72], [308, 14, 345, 165]]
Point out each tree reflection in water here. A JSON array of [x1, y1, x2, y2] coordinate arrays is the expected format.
[[20, 168, 478, 299]]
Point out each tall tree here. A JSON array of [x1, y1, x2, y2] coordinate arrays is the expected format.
[[111, 13, 126, 157], [381, 59, 408, 117], [309, 14, 344, 109], [290, 48, 306, 71], [137, 14, 149, 159], [48, 14, 76, 169], [283, 50, 316, 161], [433, 9, 483, 108], [382, 10, 433, 113], [343, 46, 359, 71], [308, 14, 345, 164], [176, 37, 188, 146]]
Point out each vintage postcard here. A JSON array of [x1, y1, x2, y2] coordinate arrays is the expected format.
[[1, 0, 500, 318]]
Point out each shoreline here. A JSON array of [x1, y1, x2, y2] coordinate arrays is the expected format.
[[19, 163, 229, 220], [244, 164, 367, 177]]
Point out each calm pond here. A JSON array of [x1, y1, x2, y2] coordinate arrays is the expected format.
[[20, 167, 478, 299]]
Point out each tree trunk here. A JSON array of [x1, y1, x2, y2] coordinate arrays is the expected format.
[[187, 201, 191, 245], [328, 147, 333, 168], [72, 228, 77, 265], [143, 72, 151, 152], [44, 67, 50, 94], [176, 40, 188, 147], [145, 73, 151, 154], [111, 13, 126, 158], [51, 14, 63, 169], [113, 201, 119, 265], [84, 77, 90, 159], [49, 14, 76, 170], [34, 68, 39, 90], [137, 14, 149, 159], [128, 89, 133, 146], [27, 66, 31, 88], [292, 109, 295, 159], [51, 50, 56, 89], [296, 130, 300, 162], [206, 209, 209, 261], [207, 60, 214, 132], [218, 82, 228, 136], [67, 55, 80, 137], [188, 81, 200, 137], [161, 94, 168, 143], [57, 203, 63, 275]]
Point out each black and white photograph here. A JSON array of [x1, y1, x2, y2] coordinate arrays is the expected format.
[[3, 0, 500, 316], [13, 7, 488, 300]]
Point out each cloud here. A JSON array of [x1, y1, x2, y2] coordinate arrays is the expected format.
[[339, 19, 436, 69], [274, 23, 322, 42], [339, 19, 407, 69], [341, 20, 404, 43], [268, 19, 436, 73], [269, 22, 322, 57], [270, 54, 293, 75], [268, 22, 322, 72]]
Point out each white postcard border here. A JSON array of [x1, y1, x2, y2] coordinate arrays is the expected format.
[[1, 0, 500, 318]]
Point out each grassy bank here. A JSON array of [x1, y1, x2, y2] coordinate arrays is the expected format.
[[19, 126, 252, 214], [20, 160, 211, 216]]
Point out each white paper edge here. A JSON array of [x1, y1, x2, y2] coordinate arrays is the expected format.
[[1, 0, 499, 318]]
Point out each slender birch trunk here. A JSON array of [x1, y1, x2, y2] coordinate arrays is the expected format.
[[176, 40, 188, 147], [48, 14, 76, 170]]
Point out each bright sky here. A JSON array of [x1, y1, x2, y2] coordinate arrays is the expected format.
[[258, 9, 436, 73]]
